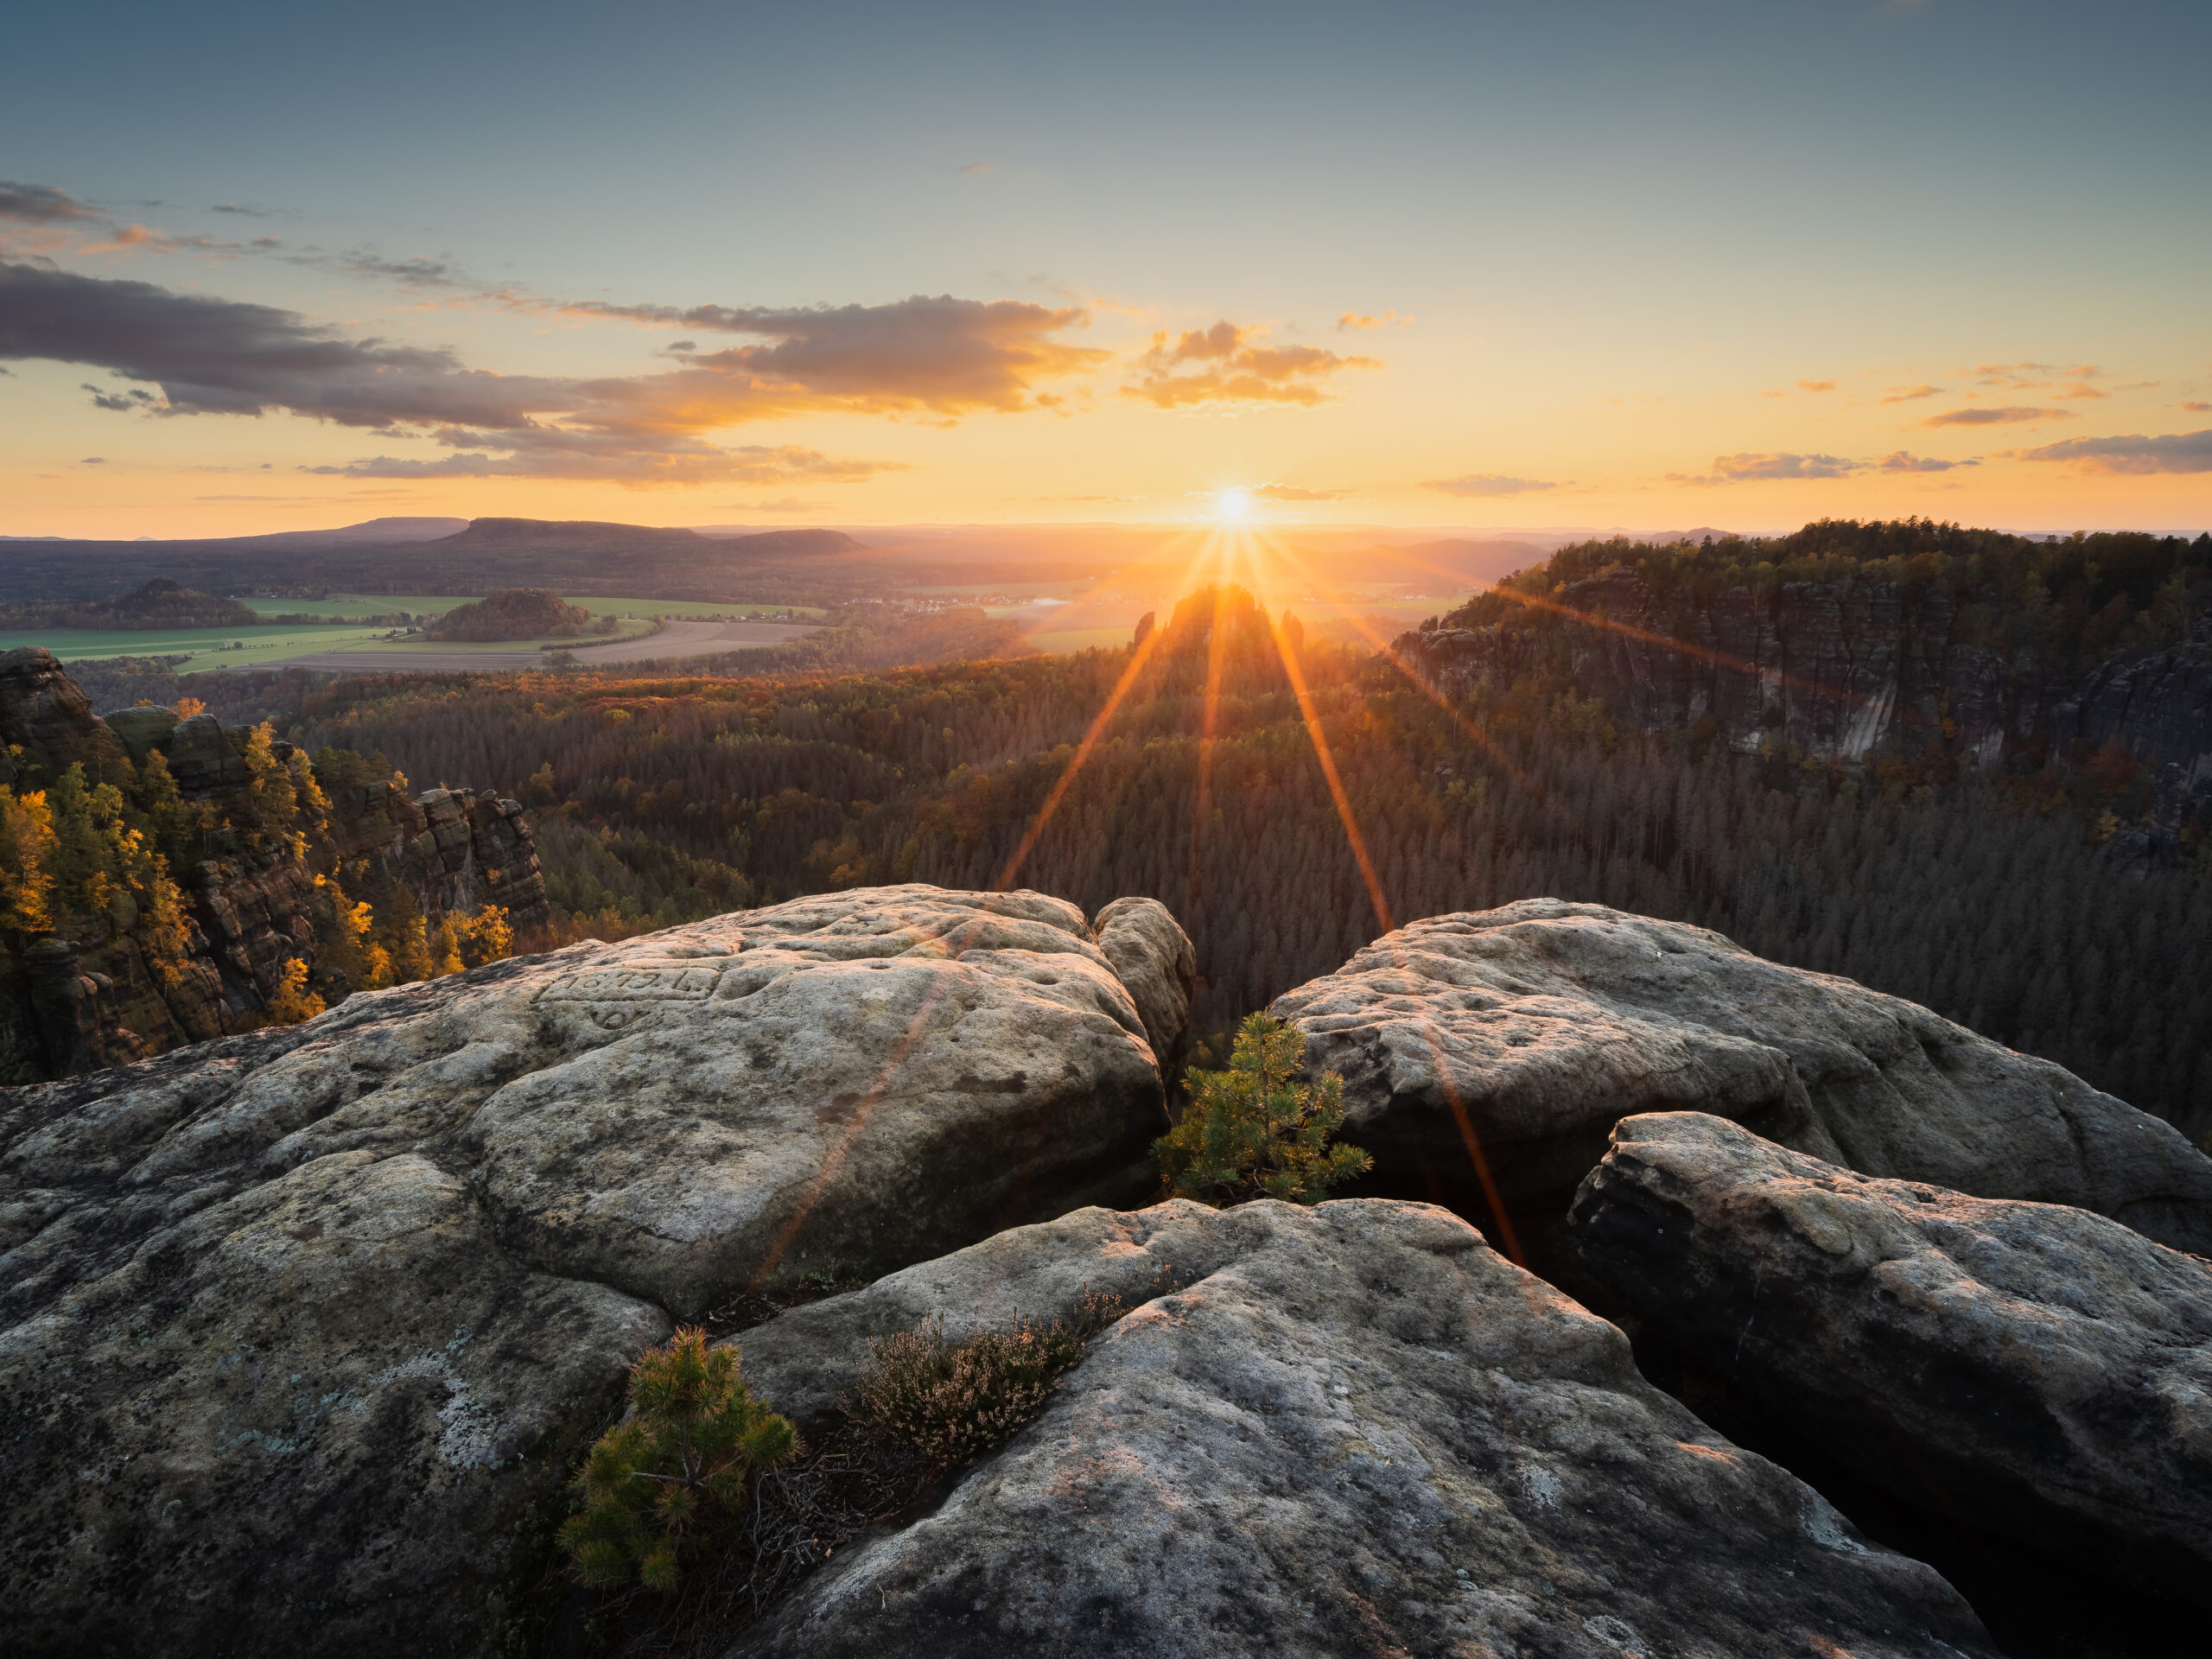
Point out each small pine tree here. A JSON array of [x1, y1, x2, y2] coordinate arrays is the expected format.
[[559, 1327, 797, 1593], [1154, 1010, 1371, 1206]]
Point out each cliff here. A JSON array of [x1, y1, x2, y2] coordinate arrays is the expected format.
[[0, 647, 549, 1079], [1395, 563, 2212, 787]]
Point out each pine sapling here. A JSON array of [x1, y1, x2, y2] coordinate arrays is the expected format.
[[558, 1326, 797, 1593], [1154, 1010, 1372, 1205]]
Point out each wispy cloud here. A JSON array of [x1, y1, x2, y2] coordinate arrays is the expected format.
[[1122, 320, 1376, 409], [2018, 429, 2212, 475], [1875, 450, 1976, 473], [1421, 474, 1562, 496], [1881, 384, 1943, 404], [1254, 482, 1349, 501], [2183, 400, 2211, 413], [1922, 405, 2069, 427], [1796, 378, 1836, 393], [1337, 310, 1410, 331], [1673, 452, 1861, 485]]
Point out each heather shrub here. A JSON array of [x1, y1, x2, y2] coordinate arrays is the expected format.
[[559, 1326, 798, 1593], [848, 1294, 1122, 1471], [1154, 1010, 1371, 1205]]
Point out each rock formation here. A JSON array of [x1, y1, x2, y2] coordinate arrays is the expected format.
[[1392, 564, 2212, 779], [732, 1198, 1999, 1658], [0, 887, 1189, 1656], [1273, 898, 2212, 1255], [0, 649, 549, 1078], [1567, 1111, 2212, 1607]]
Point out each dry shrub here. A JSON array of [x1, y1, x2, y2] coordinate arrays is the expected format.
[[848, 1291, 1123, 1472]]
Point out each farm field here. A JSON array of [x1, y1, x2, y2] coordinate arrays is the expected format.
[[238, 594, 826, 621]]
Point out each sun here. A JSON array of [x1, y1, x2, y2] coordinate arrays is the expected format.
[[1216, 487, 1251, 522]]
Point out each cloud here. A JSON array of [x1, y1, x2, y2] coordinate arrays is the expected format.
[[1875, 451, 1976, 473], [307, 441, 896, 487], [1675, 453, 1860, 485], [1881, 384, 1943, 403], [210, 202, 281, 217], [734, 496, 830, 512], [2017, 429, 2212, 475], [1421, 474, 1562, 497], [1796, 378, 1837, 393], [1253, 483, 1348, 501], [2183, 400, 2211, 413], [0, 260, 912, 485], [0, 181, 99, 223], [1922, 405, 2069, 427], [337, 251, 461, 287], [2056, 382, 2107, 400], [561, 293, 1107, 415], [1122, 320, 1376, 409], [1338, 310, 1409, 331], [80, 456, 105, 465], [959, 162, 994, 174]]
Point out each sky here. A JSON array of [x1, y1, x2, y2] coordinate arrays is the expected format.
[[3, 0, 2209, 541]]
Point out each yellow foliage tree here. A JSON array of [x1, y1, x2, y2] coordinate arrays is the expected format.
[[0, 788, 58, 934], [262, 957, 327, 1026]]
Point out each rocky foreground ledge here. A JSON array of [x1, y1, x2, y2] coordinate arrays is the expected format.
[[0, 886, 1191, 1656], [3, 887, 2205, 1657]]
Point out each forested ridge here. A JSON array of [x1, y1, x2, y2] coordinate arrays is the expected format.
[[1453, 518, 2212, 675], [275, 580, 2212, 1140]]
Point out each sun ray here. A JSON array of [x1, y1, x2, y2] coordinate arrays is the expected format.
[[993, 529, 1224, 893]]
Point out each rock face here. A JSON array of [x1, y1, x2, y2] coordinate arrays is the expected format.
[[732, 1198, 1998, 1658], [1089, 895, 1197, 1069], [1567, 1112, 2212, 1607], [0, 650, 550, 1079], [0, 886, 1187, 1658], [1393, 566, 2212, 779], [1274, 898, 2212, 1255]]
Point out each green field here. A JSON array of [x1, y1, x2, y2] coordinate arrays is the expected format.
[[238, 594, 825, 621], [0, 624, 391, 671]]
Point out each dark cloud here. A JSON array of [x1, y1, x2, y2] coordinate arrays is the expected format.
[[0, 181, 99, 223], [1254, 483, 1348, 501], [0, 261, 912, 485], [1122, 320, 1376, 408], [80, 381, 157, 412], [335, 251, 461, 287], [1874, 451, 1976, 473], [210, 202, 278, 217], [80, 456, 105, 465], [1922, 405, 2068, 427], [1422, 474, 1561, 497], [2018, 429, 2212, 475], [560, 294, 1107, 415]]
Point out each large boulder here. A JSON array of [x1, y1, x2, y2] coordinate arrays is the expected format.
[[732, 1198, 1997, 1658], [0, 885, 1183, 1658], [1089, 895, 1196, 1069], [1273, 899, 2212, 1254], [1566, 1112, 2212, 1611]]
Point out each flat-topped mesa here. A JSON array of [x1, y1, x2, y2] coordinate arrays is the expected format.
[[1272, 897, 2212, 1256]]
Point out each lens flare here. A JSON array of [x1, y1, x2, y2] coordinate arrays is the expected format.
[[1216, 487, 1250, 522]]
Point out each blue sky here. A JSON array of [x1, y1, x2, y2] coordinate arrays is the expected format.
[[3, 0, 2208, 534]]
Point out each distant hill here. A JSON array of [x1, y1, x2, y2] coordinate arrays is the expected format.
[[425, 587, 597, 641], [0, 518, 877, 607], [0, 577, 261, 632]]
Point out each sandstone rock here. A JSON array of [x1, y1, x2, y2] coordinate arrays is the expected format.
[[1274, 898, 2212, 1255], [103, 702, 180, 763], [0, 645, 123, 787], [732, 1198, 1998, 1658], [1090, 895, 1196, 1068], [1567, 1111, 2212, 1607], [0, 886, 1183, 1656]]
